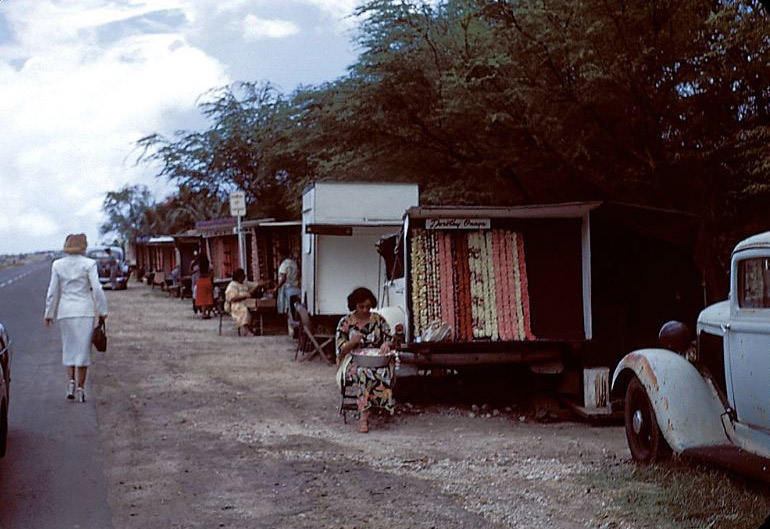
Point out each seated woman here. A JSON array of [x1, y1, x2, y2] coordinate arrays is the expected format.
[[335, 287, 394, 434], [194, 257, 214, 319], [225, 268, 260, 334]]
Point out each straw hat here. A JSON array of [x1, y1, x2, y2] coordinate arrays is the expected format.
[[62, 233, 87, 255]]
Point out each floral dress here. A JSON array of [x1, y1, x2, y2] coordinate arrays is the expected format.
[[336, 312, 395, 414], [225, 280, 257, 327]]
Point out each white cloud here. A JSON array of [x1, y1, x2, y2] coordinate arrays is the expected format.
[[0, 0, 229, 253], [242, 14, 300, 40], [300, 0, 360, 22], [214, 0, 251, 13], [0, 0, 361, 254]]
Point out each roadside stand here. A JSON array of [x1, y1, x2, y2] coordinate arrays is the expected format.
[[172, 232, 202, 298], [376, 202, 705, 418]]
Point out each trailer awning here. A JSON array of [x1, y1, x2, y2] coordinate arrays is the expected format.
[[405, 203, 602, 220], [147, 236, 175, 245], [254, 220, 301, 228]]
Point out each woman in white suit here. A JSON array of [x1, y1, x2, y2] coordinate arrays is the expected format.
[[44, 234, 108, 402]]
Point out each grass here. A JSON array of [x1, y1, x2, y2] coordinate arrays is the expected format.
[[584, 458, 770, 528]]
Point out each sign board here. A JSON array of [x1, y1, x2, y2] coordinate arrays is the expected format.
[[229, 191, 246, 217], [425, 218, 491, 230], [305, 224, 353, 236]]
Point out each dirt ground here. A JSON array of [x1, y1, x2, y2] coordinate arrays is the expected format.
[[91, 283, 687, 529]]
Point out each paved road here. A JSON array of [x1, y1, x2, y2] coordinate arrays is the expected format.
[[0, 260, 113, 529]]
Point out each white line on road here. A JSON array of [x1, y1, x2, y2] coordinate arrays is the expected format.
[[0, 268, 38, 289]]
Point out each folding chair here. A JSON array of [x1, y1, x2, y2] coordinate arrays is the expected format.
[[293, 303, 334, 364]]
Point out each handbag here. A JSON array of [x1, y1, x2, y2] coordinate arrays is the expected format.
[[92, 317, 107, 352]]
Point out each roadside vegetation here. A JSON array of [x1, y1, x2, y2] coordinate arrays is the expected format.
[[587, 459, 770, 528]]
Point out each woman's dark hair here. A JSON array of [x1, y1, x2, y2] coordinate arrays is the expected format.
[[347, 287, 377, 311], [277, 246, 288, 257], [199, 256, 210, 275], [232, 268, 246, 282]]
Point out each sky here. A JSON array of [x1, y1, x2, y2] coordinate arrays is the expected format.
[[0, 0, 362, 255]]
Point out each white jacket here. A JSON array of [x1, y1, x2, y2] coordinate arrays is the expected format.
[[45, 255, 108, 320]]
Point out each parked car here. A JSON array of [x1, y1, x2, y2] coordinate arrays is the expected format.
[[612, 232, 770, 481], [86, 246, 128, 290], [0, 320, 11, 457]]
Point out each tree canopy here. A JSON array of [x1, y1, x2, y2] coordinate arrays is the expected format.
[[109, 0, 768, 293]]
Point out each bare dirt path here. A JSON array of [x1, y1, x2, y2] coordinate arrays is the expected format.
[[92, 283, 763, 529]]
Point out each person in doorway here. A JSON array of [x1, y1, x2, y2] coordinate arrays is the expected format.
[[272, 247, 299, 316], [194, 256, 214, 319], [104, 247, 118, 290], [224, 268, 260, 334], [44, 233, 108, 403], [335, 287, 395, 433], [190, 251, 200, 310]]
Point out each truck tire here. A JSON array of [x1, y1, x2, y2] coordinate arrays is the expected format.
[[624, 376, 671, 463]]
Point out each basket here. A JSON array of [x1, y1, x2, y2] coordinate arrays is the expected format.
[[350, 348, 393, 368]]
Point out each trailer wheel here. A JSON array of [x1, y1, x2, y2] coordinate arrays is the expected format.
[[624, 376, 670, 464]]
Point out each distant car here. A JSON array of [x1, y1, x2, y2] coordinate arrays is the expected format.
[[0, 321, 11, 457], [612, 232, 770, 481], [86, 246, 128, 290]]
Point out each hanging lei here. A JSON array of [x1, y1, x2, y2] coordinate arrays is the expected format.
[[516, 232, 535, 340], [429, 230, 441, 326], [492, 229, 506, 341], [511, 231, 526, 340], [468, 231, 484, 338], [411, 230, 426, 336], [484, 231, 499, 340]]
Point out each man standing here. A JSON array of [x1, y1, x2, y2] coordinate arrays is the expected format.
[[104, 248, 118, 290], [273, 247, 299, 316]]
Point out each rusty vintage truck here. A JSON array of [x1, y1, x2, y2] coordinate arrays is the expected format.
[[612, 231, 770, 480]]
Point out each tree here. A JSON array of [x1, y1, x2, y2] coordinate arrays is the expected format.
[[136, 82, 297, 219], [100, 184, 154, 245], [129, 0, 768, 294]]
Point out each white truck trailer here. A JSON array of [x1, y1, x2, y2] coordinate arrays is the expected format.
[[301, 182, 419, 327]]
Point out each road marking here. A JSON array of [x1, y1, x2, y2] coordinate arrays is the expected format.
[[0, 267, 38, 289]]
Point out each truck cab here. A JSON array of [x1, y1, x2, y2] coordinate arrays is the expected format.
[[612, 232, 770, 480]]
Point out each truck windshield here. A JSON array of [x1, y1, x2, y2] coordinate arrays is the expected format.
[[738, 257, 770, 308]]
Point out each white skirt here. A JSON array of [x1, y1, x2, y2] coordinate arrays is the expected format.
[[59, 317, 94, 367]]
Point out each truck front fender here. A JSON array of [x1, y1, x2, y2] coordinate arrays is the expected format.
[[612, 349, 729, 452]]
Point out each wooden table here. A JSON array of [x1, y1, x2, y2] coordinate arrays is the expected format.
[[244, 297, 277, 335]]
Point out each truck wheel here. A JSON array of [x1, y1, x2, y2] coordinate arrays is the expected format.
[[624, 376, 670, 463]]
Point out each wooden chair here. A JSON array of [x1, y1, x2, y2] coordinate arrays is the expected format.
[[214, 286, 228, 335], [293, 302, 334, 364], [338, 357, 358, 423]]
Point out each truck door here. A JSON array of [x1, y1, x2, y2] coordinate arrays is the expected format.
[[728, 256, 770, 431]]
